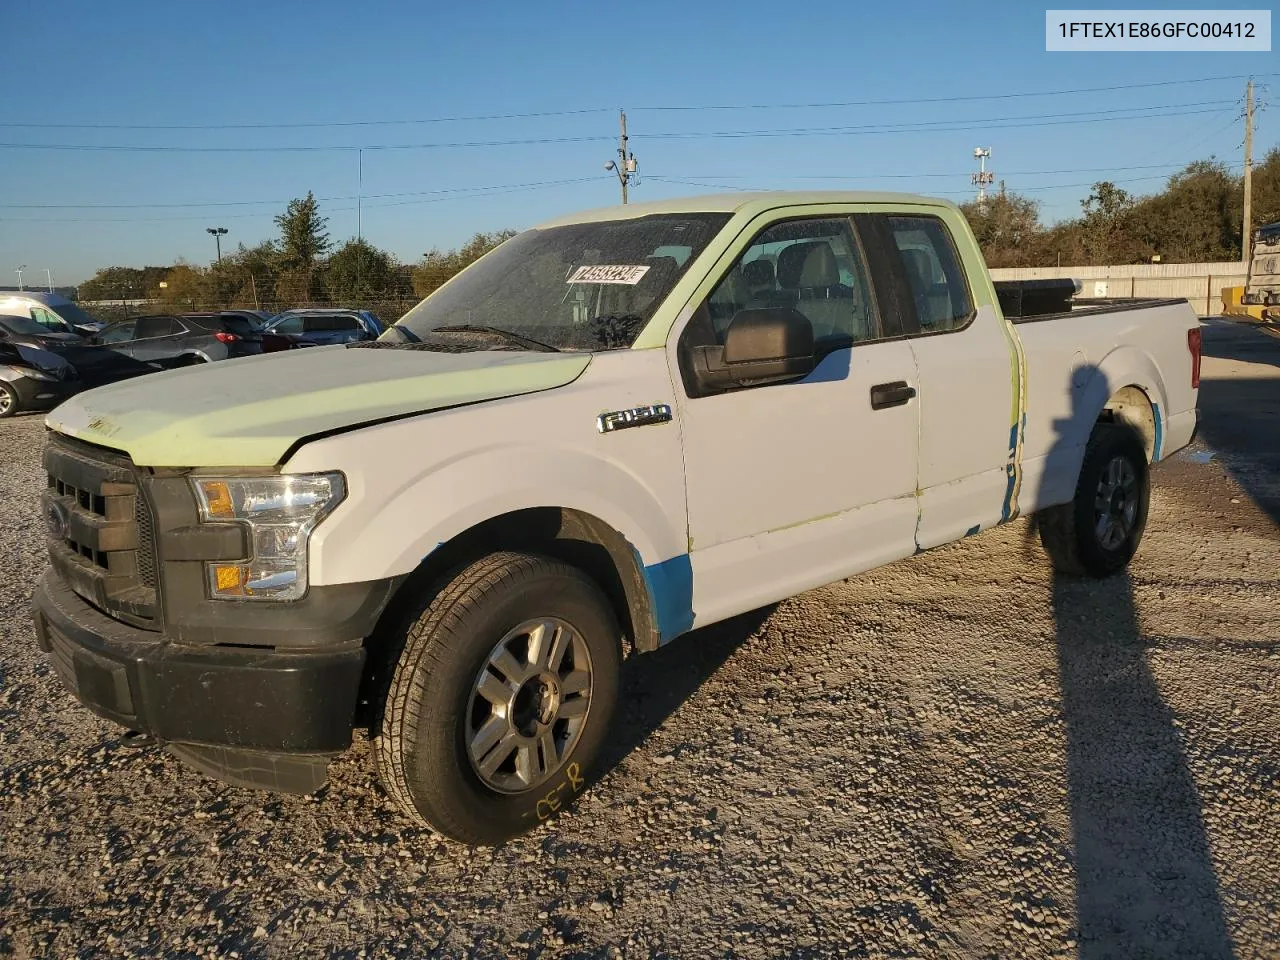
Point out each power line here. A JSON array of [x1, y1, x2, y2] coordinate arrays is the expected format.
[[632, 73, 1280, 111], [0, 177, 607, 210], [0, 103, 1235, 153], [4, 74, 1274, 131], [0, 177, 607, 223], [0, 107, 613, 131]]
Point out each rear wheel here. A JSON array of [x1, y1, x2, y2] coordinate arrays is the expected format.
[[1038, 422, 1150, 578], [0, 382, 19, 419], [373, 552, 622, 845]]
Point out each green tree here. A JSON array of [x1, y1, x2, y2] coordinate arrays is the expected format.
[[412, 230, 516, 298], [274, 192, 331, 269], [322, 238, 398, 302], [959, 190, 1043, 268]]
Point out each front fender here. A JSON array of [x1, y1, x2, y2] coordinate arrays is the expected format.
[[306, 442, 688, 587]]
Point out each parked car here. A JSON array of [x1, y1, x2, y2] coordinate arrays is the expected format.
[[32, 191, 1201, 846], [262, 308, 384, 348], [0, 341, 78, 418], [91, 312, 270, 367], [0, 313, 155, 388], [0, 291, 105, 337]]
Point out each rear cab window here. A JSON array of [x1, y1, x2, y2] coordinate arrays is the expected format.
[[883, 216, 974, 333]]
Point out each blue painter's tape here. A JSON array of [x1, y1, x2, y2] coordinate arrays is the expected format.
[[639, 553, 695, 644], [1151, 401, 1163, 462]]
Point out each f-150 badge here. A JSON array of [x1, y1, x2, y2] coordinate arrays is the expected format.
[[597, 404, 673, 434]]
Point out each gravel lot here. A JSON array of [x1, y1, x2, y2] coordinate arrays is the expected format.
[[1, 320, 1277, 959]]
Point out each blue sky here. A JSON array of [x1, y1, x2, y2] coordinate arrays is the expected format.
[[1, 0, 1275, 285]]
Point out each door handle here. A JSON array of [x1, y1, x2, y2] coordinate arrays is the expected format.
[[870, 381, 916, 410]]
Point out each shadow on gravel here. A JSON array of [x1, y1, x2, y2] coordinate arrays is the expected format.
[[595, 606, 775, 782], [1041, 364, 1235, 959]]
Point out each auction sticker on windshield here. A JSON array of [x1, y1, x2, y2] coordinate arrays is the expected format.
[[567, 265, 651, 284]]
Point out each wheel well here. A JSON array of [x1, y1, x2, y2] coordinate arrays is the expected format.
[[371, 508, 659, 660], [1099, 385, 1157, 462]]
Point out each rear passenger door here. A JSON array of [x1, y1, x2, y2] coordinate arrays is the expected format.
[[861, 211, 1018, 548], [128, 316, 187, 364]]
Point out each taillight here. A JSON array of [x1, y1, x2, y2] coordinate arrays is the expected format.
[[1187, 326, 1202, 389], [214, 331, 240, 344]]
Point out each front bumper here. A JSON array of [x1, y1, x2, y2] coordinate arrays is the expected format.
[[32, 569, 367, 794], [11, 375, 79, 411]]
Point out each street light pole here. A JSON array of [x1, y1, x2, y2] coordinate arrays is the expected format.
[[206, 226, 228, 265], [15, 265, 26, 291], [45, 268, 53, 293]]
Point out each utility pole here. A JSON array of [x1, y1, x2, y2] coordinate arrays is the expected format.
[[206, 226, 228, 265], [45, 268, 53, 292], [1242, 78, 1254, 265], [605, 109, 637, 204], [15, 265, 25, 290]]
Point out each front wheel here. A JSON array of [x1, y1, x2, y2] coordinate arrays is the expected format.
[[0, 381, 20, 419], [373, 552, 622, 845], [1038, 422, 1150, 578]]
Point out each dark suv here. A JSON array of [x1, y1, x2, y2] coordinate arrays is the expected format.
[[94, 312, 267, 367], [262, 309, 383, 348]]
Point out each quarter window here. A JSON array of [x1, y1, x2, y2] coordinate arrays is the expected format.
[[885, 216, 973, 333]]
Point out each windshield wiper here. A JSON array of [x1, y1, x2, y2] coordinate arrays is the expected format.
[[431, 324, 560, 353]]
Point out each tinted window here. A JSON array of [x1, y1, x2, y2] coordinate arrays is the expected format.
[[270, 316, 303, 334], [0, 315, 53, 337], [221, 316, 261, 336], [702, 217, 879, 345], [98, 322, 137, 344], [306, 316, 360, 332], [885, 216, 973, 333], [30, 306, 74, 333], [134, 316, 181, 339]]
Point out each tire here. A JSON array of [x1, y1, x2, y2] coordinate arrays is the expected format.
[[373, 552, 623, 845], [0, 381, 19, 419], [1038, 422, 1150, 578]]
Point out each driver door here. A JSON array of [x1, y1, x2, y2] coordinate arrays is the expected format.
[[671, 210, 921, 626]]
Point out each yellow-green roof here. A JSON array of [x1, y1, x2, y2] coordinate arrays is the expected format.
[[533, 190, 958, 228]]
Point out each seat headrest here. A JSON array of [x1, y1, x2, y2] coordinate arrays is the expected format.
[[900, 248, 935, 288], [777, 241, 838, 289], [741, 258, 775, 288]]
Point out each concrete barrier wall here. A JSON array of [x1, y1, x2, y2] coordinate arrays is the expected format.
[[989, 262, 1247, 316]]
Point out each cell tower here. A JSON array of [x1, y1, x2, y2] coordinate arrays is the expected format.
[[972, 147, 994, 206]]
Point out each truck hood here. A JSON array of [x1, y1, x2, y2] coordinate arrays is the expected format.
[[46, 346, 592, 467]]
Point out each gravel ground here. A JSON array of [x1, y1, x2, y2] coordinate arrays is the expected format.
[[1, 320, 1278, 959]]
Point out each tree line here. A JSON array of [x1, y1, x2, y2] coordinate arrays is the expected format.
[[962, 148, 1280, 268], [76, 147, 1280, 316], [76, 192, 515, 318]]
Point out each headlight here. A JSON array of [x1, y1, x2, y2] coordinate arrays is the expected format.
[[3, 365, 56, 382], [191, 473, 345, 601]]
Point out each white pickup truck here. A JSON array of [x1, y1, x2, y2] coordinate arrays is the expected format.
[[31, 192, 1201, 844]]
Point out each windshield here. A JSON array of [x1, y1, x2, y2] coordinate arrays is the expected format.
[[0, 315, 59, 337], [51, 300, 103, 329], [391, 213, 730, 351]]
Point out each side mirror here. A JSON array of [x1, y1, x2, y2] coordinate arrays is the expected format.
[[687, 307, 815, 394]]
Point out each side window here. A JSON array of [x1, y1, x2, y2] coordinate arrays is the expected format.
[[885, 216, 974, 333], [134, 316, 179, 339], [272, 316, 303, 334], [31, 307, 70, 332], [98, 322, 137, 344], [701, 218, 879, 347]]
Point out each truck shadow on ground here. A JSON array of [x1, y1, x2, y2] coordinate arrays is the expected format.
[[1039, 362, 1235, 959]]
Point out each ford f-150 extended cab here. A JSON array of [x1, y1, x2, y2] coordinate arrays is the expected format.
[[30, 192, 1201, 844]]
